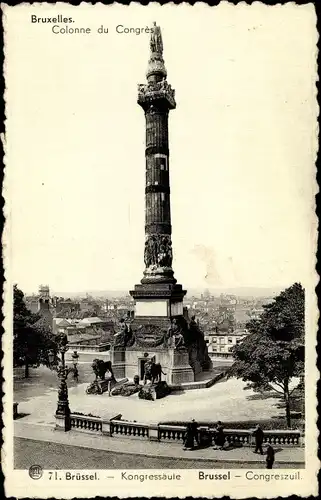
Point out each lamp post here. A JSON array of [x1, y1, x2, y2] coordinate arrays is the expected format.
[[54, 333, 74, 432]]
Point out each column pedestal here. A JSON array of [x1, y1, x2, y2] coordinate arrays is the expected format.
[[167, 348, 194, 385], [110, 346, 126, 379]]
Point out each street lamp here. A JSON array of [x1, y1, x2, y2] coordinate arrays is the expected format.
[[55, 333, 74, 431]]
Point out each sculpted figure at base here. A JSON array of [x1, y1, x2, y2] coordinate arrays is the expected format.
[[165, 318, 185, 349], [92, 359, 115, 381], [86, 359, 116, 395], [114, 319, 133, 347], [143, 359, 166, 384], [111, 374, 141, 397], [139, 380, 171, 401], [185, 315, 213, 372]]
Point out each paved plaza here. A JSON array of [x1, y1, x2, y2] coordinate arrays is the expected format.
[[15, 437, 304, 470], [15, 364, 290, 427]]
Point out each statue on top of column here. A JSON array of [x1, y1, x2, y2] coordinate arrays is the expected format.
[[150, 22, 163, 55]]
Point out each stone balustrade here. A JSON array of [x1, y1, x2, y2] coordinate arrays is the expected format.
[[65, 413, 301, 447], [219, 428, 251, 446], [110, 419, 149, 439], [261, 430, 301, 446], [67, 343, 110, 352], [70, 414, 102, 433], [158, 424, 186, 442]]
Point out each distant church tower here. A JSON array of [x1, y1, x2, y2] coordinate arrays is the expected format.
[[38, 284, 50, 312], [37, 284, 53, 330]]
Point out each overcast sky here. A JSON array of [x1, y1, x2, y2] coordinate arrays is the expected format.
[[5, 3, 317, 294]]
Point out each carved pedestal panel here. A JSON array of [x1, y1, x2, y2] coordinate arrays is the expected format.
[[166, 348, 194, 385], [110, 346, 126, 380]]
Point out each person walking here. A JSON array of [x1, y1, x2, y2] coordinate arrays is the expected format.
[[253, 424, 264, 455], [183, 419, 199, 450], [266, 445, 275, 469], [183, 423, 194, 450], [190, 419, 199, 448], [73, 366, 79, 383], [214, 421, 225, 450]]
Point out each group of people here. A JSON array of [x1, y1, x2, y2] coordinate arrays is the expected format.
[[183, 421, 275, 469]]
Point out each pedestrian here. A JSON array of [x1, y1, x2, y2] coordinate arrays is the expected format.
[[253, 424, 264, 455], [183, 423, 194, 450], [190, 419, 199, 448], [183, 420, 199, 450], [73, 367, 79, 383], [266, 444, 275, 469], [214, 421, 225, 450]]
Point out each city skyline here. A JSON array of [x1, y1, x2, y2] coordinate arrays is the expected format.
[[23, 285, 285, 299], [7, 4, 317, 293]]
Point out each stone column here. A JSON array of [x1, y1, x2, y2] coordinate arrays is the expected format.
[[137, 24, 177, 286]]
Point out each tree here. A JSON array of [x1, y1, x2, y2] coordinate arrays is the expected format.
[[229, 283, 304, 428], [13, 284, 58, 377]]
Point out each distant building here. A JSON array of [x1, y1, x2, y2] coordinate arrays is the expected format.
[[55, 298, 81, 316], [25, 296, 39, 314], [39, 284, 50, 300], [53, 315, 114, 344], [37, 285, 53, 330], [205, 330, 248, 360], [248, 307, 264, 320], [53, 317, 71, 334]]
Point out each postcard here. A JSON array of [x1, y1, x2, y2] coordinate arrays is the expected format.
[[2, 2, 319, 498]]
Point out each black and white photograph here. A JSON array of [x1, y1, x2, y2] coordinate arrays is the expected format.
[[2, 3, 318, 498]]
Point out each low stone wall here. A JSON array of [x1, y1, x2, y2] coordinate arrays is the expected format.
[[63, 414, 302, 447], [170, 371, 225, 391], [70, 414, 102, 433], [68, 343, 110, 352]]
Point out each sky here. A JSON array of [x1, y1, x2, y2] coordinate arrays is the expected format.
[[4, 3, 317, 295]]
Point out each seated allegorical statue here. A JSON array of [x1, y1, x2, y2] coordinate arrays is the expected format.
[[165, 319, 185, 349], [114, 318, 133, 347]]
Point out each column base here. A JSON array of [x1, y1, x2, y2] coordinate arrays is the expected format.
[[167, 348, 194, 384], [110, 346, 126, 379]]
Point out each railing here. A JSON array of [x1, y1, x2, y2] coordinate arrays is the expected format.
[[67, 343, 110, 352], [65, 414, 301, 447], [110, 419, 149, 439], [70, 414, 102, 433], [222, 429, 251, 446], [261, 430, 301, 446], [159, 424, 186, 442]]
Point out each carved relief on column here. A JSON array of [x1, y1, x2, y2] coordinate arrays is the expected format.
[[144, 234, 173, 270]]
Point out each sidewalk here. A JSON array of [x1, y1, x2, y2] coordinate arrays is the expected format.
[[14, 421, 305, 465]]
